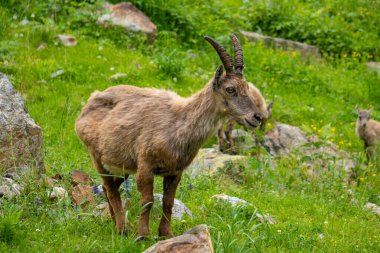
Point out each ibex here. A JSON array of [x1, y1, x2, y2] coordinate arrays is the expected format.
[[75, 35, 263, 239], [355, 106, 380, 160], [218, 83, 273, 154]]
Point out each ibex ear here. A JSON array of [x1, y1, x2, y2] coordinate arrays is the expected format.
[[267, 100, 274, 114], [213, 65, 224, 90], [369, 108, 374, 114], [355, 104, 359, 114]]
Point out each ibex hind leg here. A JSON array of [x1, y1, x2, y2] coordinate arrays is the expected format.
[[89, 152, 126, 234]]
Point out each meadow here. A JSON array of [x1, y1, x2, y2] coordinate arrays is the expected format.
[[0, 0, 379, 252]]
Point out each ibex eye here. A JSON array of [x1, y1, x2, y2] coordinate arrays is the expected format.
[[226, 87, 235, 94]]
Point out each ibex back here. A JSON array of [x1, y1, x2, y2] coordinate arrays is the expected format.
[[75, 34, 262, 239]]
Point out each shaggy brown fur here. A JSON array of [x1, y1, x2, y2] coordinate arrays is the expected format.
[[355, 106, 380, 160], [218, 82, 273, 154], [75, 35, 262, 238]]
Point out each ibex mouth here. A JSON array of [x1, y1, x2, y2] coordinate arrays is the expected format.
[[245, 119, 259, 129]]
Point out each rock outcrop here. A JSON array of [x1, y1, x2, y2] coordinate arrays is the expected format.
[[242, 31, 321, 58], [0, 73, 44, 174], [263, 123, 355, 173]]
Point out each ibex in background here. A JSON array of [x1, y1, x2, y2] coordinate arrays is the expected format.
[[218, 84, 273, 154], [75, 34, 263, 239], [355, 105, 380, 161]]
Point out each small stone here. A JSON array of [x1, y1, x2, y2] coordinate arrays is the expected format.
[[109, 73, 127, 80], [70, 170, 93, 186], [49, 186, 67, 201], [154, 193, 193, 220], [0, 177, 22, 199], [71, 185, 95, 208], [50, 69, 65, 78], [56, 35, 77, 47], [365, 202, 380, 216], [93, 200, 127, 218], [19, 19, 30, 26], [264, 213, 277, 224], [211, 194, 250, 207]]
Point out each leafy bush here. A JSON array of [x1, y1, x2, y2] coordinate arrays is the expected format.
[[245, 0, 380, 57]]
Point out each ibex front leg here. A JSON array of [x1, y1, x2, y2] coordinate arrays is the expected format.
[[136, 162, 154, 239], [159, 173, 182, 238], [218, 128, 225, 152], [226, 119, 237, 155]]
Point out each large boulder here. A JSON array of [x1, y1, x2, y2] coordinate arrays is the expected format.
[[242, 31, 321, 58], [186, 148, 247, 178], [98, 2, 157, 40], [263, 123, 355, 173], [143, 224, 213, 253], [263, 123, 308, 156], [0, 73, 44, 174]]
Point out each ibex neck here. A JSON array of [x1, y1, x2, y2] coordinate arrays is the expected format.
[[176, 82, 223, 149]]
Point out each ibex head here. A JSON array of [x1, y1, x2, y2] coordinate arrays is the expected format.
[[205, 34, 263, 129], [356, 105, 373, 128]]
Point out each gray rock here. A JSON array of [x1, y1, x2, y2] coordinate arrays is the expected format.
[[50, 69, 65, 78], [263, 123, 308, 155], [56, 35, 77, 47], [0, 73, 44, 174], [365, 202, 380, 216], [109, 73, 127, 80], [48, 186, 68, 201], [186, 148, 247, 178], [242, 31, 321, 58], [154, 193, 193, 220], [0, 177, 22, 198], [256, 213, 277, 224], [211, 194, 250, 207], [93, 200, 127, 218], [143, 224, 213, 253], [98, 2, 157, 40], [366, 62, 380, 76]]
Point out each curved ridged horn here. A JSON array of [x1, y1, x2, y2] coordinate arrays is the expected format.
[[204, 36, 233, 73], [231, 34, 244, 75]]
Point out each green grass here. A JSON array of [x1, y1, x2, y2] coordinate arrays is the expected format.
[[0, 0, 379, 252]]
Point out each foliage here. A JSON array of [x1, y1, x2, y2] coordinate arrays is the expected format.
[[244, 0, 380, 57], [0, 0, 379, 252]]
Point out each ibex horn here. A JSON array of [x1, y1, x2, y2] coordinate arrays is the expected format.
[[231, 33, 244, 75], [204, 36, 233, 74]]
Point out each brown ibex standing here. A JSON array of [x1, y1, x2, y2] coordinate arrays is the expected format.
[[218, 83, 273, 154], [355, 105, 380, 161], [75, 34, 262, 239]]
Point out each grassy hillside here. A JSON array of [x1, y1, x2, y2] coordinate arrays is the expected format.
[[0, 0, 379, 252]]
